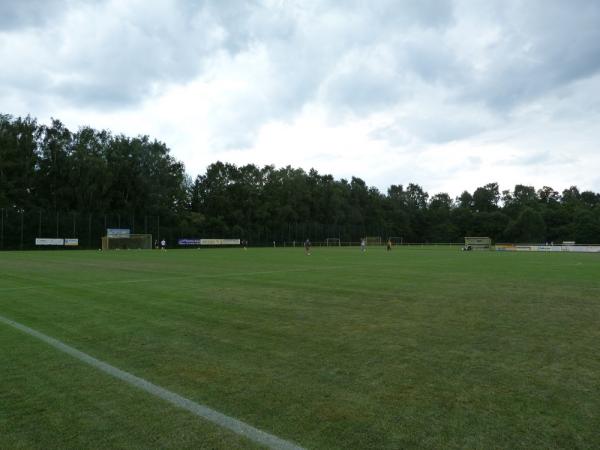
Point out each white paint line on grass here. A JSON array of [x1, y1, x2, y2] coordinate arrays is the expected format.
[[0, 314, 305, 450]]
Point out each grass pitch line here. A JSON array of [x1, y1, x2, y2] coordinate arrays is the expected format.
[[0, 314, 304, 450]]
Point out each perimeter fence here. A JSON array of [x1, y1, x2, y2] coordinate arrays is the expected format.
[[0, 208, 463, 250]]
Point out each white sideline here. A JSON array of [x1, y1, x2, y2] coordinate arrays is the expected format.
[[0, 314, 304, 450]]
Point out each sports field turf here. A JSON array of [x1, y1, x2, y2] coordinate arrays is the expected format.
[[1, 247, 599, 449]]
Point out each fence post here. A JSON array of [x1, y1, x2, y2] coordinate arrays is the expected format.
[[38, 210, 42, 237], [20, 210, 24, 250], [0, 208, 4, 249], [56, 211, 59, 238], [88, 213, 92, 249]]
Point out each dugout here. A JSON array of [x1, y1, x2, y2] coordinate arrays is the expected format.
[[464, 236, 492, 251], [101, 234, 152, 250]]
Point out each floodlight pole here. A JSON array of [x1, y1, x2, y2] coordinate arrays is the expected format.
[[0, 208, 4, 249], [20, 210, 24, 250]]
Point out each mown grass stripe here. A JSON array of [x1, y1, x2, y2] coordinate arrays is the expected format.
[[0, 314, 304, 450]]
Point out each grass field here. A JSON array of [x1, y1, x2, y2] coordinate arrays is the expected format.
[[1, 247, 599, 449]]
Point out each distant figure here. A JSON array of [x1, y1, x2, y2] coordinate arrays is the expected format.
[[304, 238, 311, 255], [387, 239, 392, 251], [154, 239, 158, 249], [243, 239, 248, 250], [160, 239, 166, 251], [361, 238, 366, 252]]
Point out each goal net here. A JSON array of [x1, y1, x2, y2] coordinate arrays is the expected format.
[[101, 234, 152, 250], [388, 236, 403, 245], [365, 236, 381, 246], [325, 238, 341, 246]]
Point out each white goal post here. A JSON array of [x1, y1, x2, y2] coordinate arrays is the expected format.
[[325, 238, 341, 246]]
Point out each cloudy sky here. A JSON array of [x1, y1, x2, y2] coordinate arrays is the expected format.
[[2, 0, 600, 196]]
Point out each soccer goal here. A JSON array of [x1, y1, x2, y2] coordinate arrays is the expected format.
[[101, 234, 152, 250], [464, 236, 492, 251], [365, 236, 382, 246], [325, 238, 341, 247], [388, 236, 403, 245]]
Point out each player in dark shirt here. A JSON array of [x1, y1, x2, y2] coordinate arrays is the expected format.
[[304, 238, 311, 255]]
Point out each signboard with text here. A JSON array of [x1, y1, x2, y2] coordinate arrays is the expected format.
[[35, 238, 65, 246], [107, 228, 131, 238]]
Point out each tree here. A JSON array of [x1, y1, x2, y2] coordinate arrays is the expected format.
[[472, 182, 500, 212], [457, 191, 473, 209], [0, 114, 38, 209], [505, 207, 547, 243]]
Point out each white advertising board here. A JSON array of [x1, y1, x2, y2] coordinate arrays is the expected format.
[[36, 238, 65, 246], [200, 239, 241, 246], [107, 228, 131, 238], [496, 244, 600, 253], [64, 238, 79, 246], [562, 245, 600, 253]]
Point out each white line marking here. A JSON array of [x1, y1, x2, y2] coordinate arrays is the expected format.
[[0, 314, 304, 450]]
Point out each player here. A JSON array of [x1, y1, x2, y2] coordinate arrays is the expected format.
[[304, 238, 311, 255], [160, 238, 166, 251], [387, 239, 392, 251], [360, 238, 366, 252]]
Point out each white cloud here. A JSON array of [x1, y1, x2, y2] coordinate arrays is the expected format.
[[2, 0, 600, 196]]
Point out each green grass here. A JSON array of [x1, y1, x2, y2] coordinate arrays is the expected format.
[[1, 247, 599, 449]]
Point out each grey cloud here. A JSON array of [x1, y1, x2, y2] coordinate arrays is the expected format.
[[463, 0, 600, 111], [0, 0, 71, 30], [3, 0, 600, 150]]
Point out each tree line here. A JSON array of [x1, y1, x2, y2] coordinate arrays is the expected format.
[[1, 113, 599, 248]]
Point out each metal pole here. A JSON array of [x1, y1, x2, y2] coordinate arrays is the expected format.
[[1, 208, 4, 249], [88, 213, 92, 249], [73, 212, 76, 237], [20, 210, 24, 250], [38, 210, 42, 237], [56, 211, 59, 238]]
